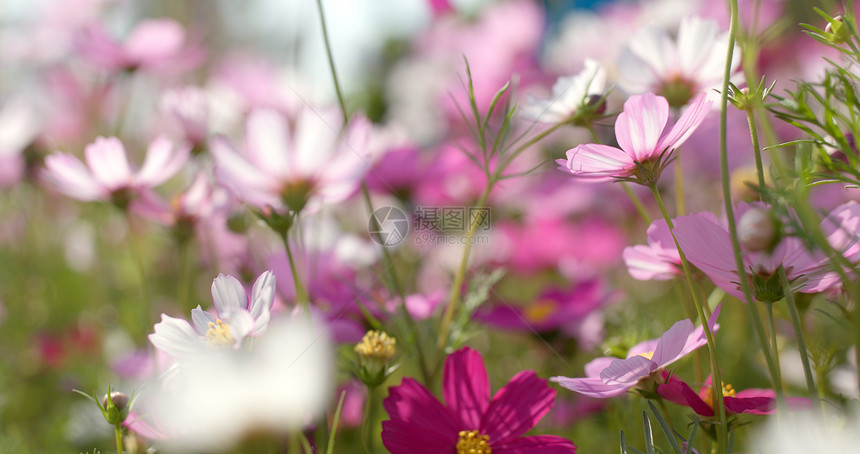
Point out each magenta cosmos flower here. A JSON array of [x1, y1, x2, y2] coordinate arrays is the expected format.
[[558, 91, 711, 185], [552, 305, 720, 398], [211, 107, 371, 214], [658, 374, 808, 416], [382, 347, 576, 453], [43, 135, 189, 208]]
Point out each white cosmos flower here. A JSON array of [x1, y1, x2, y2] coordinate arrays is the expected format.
[[751, 405, 860, 453], [148, 271, 276, 359], [140, 314, 333, 451], [522, 59, 606, 124], [617, 16, 740, 107]]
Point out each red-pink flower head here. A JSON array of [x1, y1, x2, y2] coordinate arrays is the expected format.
[[657, 374, 809, 417], [382, 347, 577, 453], [559, 91, 711, 185]]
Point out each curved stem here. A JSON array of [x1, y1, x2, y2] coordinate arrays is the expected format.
[[282, 232, 308, 311], [779, 266, 820, 409], [649, 185, 727, 454], [314, 0, 348, 124], [745, 108, 766, 194]]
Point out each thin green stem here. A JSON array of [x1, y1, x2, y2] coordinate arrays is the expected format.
[[501, 121, 566, 170], [650, 185, 727, 454], [362, 385, 379, 454], [314, 0, 348, 124], [115, 424, 123, 454], [282, 233, 309, 311], [126, 214, 153, 339], [764, 302, 784, 393], [745, 108, 766, 194], [178, 239, 194, 313], [778, 266, 820, 409], [435, 184, 493, 354], [719, 0, 784, 405]]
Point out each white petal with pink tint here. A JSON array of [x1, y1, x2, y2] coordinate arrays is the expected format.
[[43, 153, 104, 201], [85, 137, 132, 190], [656, 92, 713, 151], [564, 144, 634, 181], [136, 135, 188, 186], [245, 109, 292, 179], [615, 93, 669, 161]]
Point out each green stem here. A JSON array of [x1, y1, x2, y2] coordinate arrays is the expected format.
[[778, 266, 820, 409], [282, 233, 309, 311], [314, 0, 348, 124], [435, 184, 494, 354], [178, 239, 194, 313], [126, 214, 153, 338], [745, 108, 766, 194], [361, 185, 430, 384], [764, 302, 784, 394], [649, 185, 727, 454], [115, 424, 123, 454], [719, 0, 785, 405], [362, 385, 379, 454], [674, 154, 686, 216]]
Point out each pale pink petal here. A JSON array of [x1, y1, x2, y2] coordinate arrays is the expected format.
[[43, 153, 104, 200], [623, 244, 680, 280], [615, 93, 669, 161], [136, 135, 188, 186], [84, 137, 132, 190], [677, 17, 719, 80], [223, 309, 254, 343], [651, 319, 696, 367], [248, 271, 276, 336], [210, 137, 281, 207], [583, 357, 617, 378], [656, 91, 712, 151], [148, 314, 208, 358], [124, 19, 185, 64], [190, 305, 216, 334], [599, 355, 657, 385], [293, 107, 342, 176], [674, 214, 744, 298], [210, 273, 247, 316], [245, 109, 293, 179], [563, 144, 634, 181], [443, 347, 490, 428], [551, 376, 631, 398]]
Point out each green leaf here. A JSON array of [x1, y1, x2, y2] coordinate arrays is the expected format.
[[647, 402, 683, 453]]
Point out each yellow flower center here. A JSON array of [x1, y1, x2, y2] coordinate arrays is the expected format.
[[205, 319, 234, 346], [456, 430, 491, 454], [523, 299, 557, 324], [354, 330, 396, 362], [704, 382, 736, 409]]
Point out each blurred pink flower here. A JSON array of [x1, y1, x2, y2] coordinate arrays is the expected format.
[[673, 202, 860, 301], [134, 172, 230, 238], [658, 374, 808, 416], [382, 347, 577, 453], [617, 16, 739, 107], [43, 136, 189, 207], [160, 86, 210, 146], [74, 18, 204, 72], [211, 107, 370, 214], [522, 59, 607, 124], [559, 91, 711, 184], [552, 305, 720, 398], [623, 219, 682, 281]]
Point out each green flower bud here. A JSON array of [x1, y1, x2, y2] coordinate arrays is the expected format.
[[101, 391, 130, 425]]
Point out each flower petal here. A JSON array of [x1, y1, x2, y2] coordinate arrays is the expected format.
[[190, 305, 216, 334], [493, 435, 577, 453], [651, 319, 696, 367], [599, 355, 656, 385], [382, 378, 459, 454], [615, 93, 669, 161], [674, 213, 744, 298], [248, 270, 276, 336], [563, 144, 634, 181], [211, 274, 248, 316], [136, 135, 189, 187], [84, 137, 132, 190], [245, 109, 293, 180], [551, 376, 631, 398], [443, 347, 490, 429], [481, 371, 555, 443], [148, 314, 208, 359], [655, 91, 712, 152], [43, 153, 104, 201]]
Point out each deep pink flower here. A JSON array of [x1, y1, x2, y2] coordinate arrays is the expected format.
[[552, 305, 720, 398], [75, 19, 204, 72], [559, 91, 711, 184], [382, 347, 576, 453], [657, 374, 808, 416], [43, 136, 189, 207]]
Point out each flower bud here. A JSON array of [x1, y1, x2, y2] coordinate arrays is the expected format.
[[738, 207, 780, 252], [354, 330, 397, 387], [101, 391, 130, 425], [825, 15, 852, 45]]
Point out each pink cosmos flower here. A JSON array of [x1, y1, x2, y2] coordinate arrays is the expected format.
[[382, 347, 577, 453], [149, 271, 276, 359], [133, 172, 230, 237], [74, 19, 204, 72], [623, 219, 682, 281], [160, 86, 210, 146], [552, 305, 720, 398], [559, 91, 711, 184], [673, 202, 860, 301], [522, 59, 607, 124], [211, 107, 371, 214], [43, 136, 189, 208], [617, 16, 740, 107], [658, 374, 808, 416]]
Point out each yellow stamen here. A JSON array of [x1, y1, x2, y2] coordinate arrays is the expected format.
[[456, 430, 491, 454], [635, 351, 655, 361], [205, 319, 234, 346], [354, 330, 396, 362], [523, 299, 557, 324], [704, 381, 736, 409]]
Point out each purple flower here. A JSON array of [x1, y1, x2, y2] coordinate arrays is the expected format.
[[552, 305, 720, 398], [383, 347, 577, 453]]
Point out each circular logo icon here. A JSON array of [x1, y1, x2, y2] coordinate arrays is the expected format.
[[368, 206, 410, 246]]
